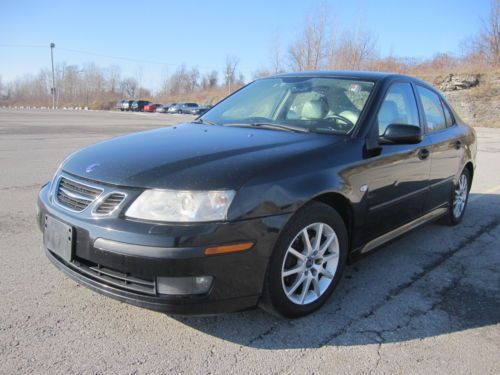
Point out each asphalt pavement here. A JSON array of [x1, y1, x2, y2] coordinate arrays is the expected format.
[[0, 109, 498, 374]]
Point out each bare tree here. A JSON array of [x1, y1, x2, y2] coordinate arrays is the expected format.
[[201, 71, 218, 90], [223, 56, 239, 91], [186, 67, 200, 92], [253, 68, 271, 79], [270, 34, 284, 74], [288, 4, 330, 71], [330, 29, 376, 70], [474, 0, 500, 66], [121, 78, 138, 98], [160, 65, 201, 96], [106, 65, 122, 94]]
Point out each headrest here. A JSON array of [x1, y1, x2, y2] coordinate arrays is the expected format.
[[301, 99, 328, 120]]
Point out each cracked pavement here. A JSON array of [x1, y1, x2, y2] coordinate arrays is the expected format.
[[0, 109, 499, 374]]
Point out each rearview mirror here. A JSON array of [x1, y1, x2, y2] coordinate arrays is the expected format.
[[380, 124, 422, 144]]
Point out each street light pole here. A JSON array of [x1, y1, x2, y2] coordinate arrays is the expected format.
[[50, 43, 56, 109]]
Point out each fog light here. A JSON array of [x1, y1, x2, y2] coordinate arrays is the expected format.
[[156, 276, 213, 295]]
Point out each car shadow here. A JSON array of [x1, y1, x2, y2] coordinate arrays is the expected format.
[[171, 193, 500, 349]]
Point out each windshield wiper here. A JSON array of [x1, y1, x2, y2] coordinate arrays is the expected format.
[[192, 118, 218, 126], [223, 122, 310, 133]]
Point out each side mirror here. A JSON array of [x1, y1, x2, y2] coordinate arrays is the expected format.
[[380, 124, 422, 144]]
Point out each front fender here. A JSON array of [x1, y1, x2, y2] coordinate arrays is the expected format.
[[227, 139, 368, 221]]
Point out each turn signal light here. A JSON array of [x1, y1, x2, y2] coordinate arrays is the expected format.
[[204, 242, 254, 255]]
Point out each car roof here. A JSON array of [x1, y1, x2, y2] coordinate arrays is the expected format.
[[269, 70, 420, 82]]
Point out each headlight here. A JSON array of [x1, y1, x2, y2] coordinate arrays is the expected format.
[[125, 189, 235, 222]]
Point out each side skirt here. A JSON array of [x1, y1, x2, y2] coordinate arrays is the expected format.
[[357, 206, 448, 255]]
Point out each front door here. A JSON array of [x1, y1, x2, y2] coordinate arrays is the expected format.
[[363, 82, 432, 241]]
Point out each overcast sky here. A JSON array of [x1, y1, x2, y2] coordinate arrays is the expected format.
[[0, 0, 492, 91]]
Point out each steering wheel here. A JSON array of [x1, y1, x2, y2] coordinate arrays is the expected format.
[[325, 114, 355, 130]]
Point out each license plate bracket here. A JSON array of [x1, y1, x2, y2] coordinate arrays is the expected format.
[[43, 215, 73, 262]]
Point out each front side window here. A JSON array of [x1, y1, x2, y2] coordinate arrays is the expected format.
[[416, 86, 447, 132], [201, 77, 375, 135], [377, 82, 420, 136]]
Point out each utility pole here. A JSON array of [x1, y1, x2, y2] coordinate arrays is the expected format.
[[50, 43, 56, 109]]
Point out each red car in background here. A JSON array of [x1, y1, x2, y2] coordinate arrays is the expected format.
[[143, 103, 161, 112]]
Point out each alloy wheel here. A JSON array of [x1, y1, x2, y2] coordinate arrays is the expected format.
[[453, 173, 468, 218], [281, 222, 339, 305]]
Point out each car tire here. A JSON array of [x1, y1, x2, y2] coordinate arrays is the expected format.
[[260, 201, 348, 318], [443, 168, 471, 226], [177, 110, 182, 114]]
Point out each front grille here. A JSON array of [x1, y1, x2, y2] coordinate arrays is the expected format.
[[94, 193, 126, 215], [73, 257, 157, 295], [56, 177, 102, 212]]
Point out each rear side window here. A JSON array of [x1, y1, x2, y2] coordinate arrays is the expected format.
[[416, 86, 447, 132], [377, 82, 419, 136], [441, 100, 455, 127]]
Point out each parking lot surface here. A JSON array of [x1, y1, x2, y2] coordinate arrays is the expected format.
[[0, 109, 499, 374]]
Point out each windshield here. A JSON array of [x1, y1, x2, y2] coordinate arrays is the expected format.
[[200, 77, 375, 134]]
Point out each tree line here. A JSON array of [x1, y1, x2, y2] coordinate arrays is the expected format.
[[1, 0, 498, 109]]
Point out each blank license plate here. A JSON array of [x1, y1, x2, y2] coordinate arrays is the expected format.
[[43, 215, 73, 262]]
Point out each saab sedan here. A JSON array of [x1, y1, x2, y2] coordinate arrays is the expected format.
[[37, 71, 476, 318]]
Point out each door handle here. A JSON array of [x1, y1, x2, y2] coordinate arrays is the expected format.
[[454, 140, 463, 149], [418, 148, 430, 160]]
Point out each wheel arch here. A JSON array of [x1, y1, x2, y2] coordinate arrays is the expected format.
[[464, 161, 474, 187], [312, 192, 353, 249]]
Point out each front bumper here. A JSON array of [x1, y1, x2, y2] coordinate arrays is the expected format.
[[37, 182, 291, 314]]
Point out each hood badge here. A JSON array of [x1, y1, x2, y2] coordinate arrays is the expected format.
[[85, 163, 101, 173]]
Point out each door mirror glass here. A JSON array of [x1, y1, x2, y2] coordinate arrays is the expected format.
[[380, 124, 422, 144]]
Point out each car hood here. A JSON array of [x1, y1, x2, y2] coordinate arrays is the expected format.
[[62, 123, 343, 190]]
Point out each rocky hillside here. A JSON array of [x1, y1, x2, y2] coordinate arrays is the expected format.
[[422, 73, 500, 128]]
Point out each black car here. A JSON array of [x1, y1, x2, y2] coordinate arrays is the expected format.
[[131, 100, 151, 112], [37, 71, 476, 318]]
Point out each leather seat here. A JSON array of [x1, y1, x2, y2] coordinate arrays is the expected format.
[[301, 99, 329, 120]]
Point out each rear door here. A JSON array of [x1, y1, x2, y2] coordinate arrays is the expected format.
[[415, 85, 464, 211], [363, 82, 432, 240]]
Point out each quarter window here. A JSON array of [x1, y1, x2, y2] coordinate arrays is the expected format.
[[441, 100, 455, 127], [377, 83, 419, 136], [416, 86, 447, 132]]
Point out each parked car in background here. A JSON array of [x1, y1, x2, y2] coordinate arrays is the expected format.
[[37, 71, 476, 318], [122, 100, 134, 111], [131, 100, 152, 112], [167, 102, 199, 114], [156, 103, 176, 113], [185, 105, 212, 116], [144, 103, 161, 112], [116, 100, 126, 111]]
